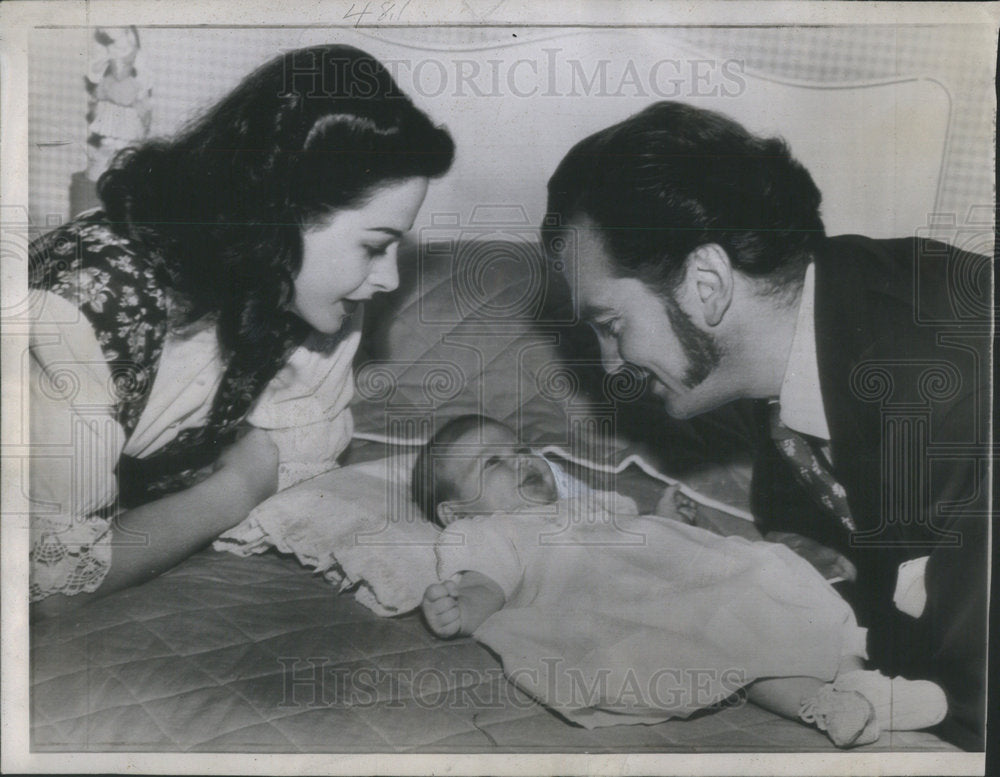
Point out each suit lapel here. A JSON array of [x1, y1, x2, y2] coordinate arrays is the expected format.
[[812, 237, 885, 534]]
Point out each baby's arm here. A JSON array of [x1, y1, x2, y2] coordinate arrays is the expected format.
[[421, 571, 506, 638]]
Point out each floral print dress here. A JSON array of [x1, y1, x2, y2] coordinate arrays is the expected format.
[[28, 211, 359, 600]]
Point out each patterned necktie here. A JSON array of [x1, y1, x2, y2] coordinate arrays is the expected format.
[[768, 401, 857, 533]]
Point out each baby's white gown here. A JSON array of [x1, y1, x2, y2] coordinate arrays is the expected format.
[[437, 496, 867, 728]]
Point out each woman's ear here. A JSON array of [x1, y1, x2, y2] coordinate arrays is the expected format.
[[685, 244, 734, 327], [436, 501, 459, 526]]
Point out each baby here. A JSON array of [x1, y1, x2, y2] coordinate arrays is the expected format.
[[416, 414, 947, 747]]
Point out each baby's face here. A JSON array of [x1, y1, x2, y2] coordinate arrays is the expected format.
[[439, 422, 558, 517]]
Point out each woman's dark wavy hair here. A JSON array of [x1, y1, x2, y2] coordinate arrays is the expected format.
[[543, 101, 824, 299], [98, 44, 454, 355]]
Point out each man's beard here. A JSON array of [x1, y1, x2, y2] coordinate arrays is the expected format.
[[663, 293, 722, 389]]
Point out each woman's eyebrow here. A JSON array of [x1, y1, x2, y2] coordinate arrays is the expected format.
[[368, 227, 404, 238]]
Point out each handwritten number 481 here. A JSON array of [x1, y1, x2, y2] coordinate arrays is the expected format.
[[344, 0, 412, 27]]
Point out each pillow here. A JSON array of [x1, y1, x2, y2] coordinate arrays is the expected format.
[[215, 450, 440, 616], [215, 444, 755, 617]]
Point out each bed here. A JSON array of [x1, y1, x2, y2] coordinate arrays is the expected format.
[[30, 238, 958, 753]]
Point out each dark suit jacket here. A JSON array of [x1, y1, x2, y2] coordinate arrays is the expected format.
[[751, 235, 991, 739]]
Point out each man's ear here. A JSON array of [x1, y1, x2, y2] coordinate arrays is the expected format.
[[684, 244, 733, 327], [436, 501, 459, 526]]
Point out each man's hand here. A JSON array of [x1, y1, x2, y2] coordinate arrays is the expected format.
[[422, 580, 461, 638], [765, 531, 858, 582]]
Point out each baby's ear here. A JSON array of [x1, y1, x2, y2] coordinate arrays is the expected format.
[[436, 501, 459, 526]]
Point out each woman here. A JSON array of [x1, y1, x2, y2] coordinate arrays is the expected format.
[[29, 44, 454, 616]]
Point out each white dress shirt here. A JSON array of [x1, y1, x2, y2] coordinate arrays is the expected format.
[[777, 263, 831, 444]]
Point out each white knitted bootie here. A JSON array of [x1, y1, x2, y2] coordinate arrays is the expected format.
[[799, 670, 948, 748], [832, 669, 948, 731]]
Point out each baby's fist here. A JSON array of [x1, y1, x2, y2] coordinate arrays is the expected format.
[[422, 581, 461, 638]]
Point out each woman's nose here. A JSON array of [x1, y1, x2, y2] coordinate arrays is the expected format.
[[368, 250, 400, 294]]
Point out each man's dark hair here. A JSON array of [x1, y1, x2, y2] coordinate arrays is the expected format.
[[411, 414, 501, 527], [543, 101, 824, 299]]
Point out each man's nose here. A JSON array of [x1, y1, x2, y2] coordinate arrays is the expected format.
[[597, 336, 626, 374]]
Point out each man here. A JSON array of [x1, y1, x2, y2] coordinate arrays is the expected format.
[[544, 101, 990, 747]]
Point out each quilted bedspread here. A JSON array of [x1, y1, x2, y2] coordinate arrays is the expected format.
[[31, 546, 956, 753]]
